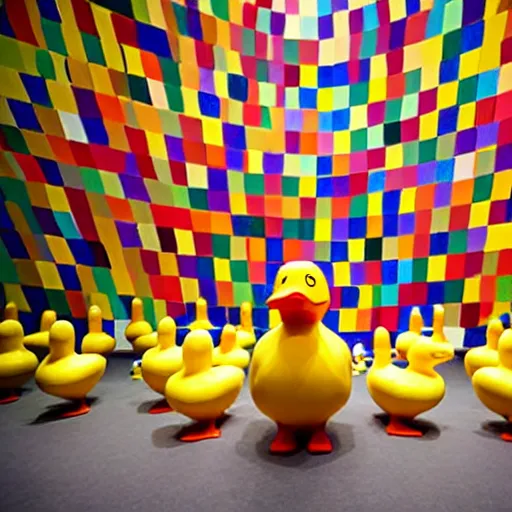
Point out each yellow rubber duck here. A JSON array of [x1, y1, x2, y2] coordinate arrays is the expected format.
[[236, 302, 256, 348], [124, 298, 155, 353], [213, 324, 250, 369], [0, 320, 39, 404], [3, 301, 18, 320], [141, 316, 182, 414], [395, 307, 423, 360], [367, 326, 454, 437], [164, 329, 244, 442], [472, 328, 512, 442], [24, 310, 57, 348], [269, 309, 281, 329], [188, 297, 214, 330], [431, 304, 448, 343], [352, 343, 368, 376], [81, 306, 116, 356], [35, 320, 106, 418], [464, 318, 504, 378], [250, 261, 353, 454]]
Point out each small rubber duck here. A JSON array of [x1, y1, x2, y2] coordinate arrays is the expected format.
[[431, 304, 448, 343], [352, 342, 368, 376], [367, 326, 454, 437], [141, 316, 182, 414], [164, 329, 244, 442], [0, 320, 39, 404], [395, 307, 423, 360], [3, 301, 18, 320], [24, 310, 57, 348], [250, 261, 353, 454], [236, 302, 256, 348], [131, 360, 142, 380], [124, 298, 155, 353], [464, 318, 504, 378], [472, 328, 512, 442], [188, 297, 214, 330], [35, 320, 106, 418], [213, 324, 250, 369], [81, 305, 116, 356]]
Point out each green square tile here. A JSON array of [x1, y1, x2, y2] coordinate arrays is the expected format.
[[54, 212, 81, 238], [158, 110, 182, 137], [212, 0, 229, 20], [45, 289, 71, 316], [0, 126, 29, 154], [244, 174, 264, 195], [381, 284, 398, 306], [188, 188, 208, 210], [80, 168, 104, 194], [350, 82, 369, 106], [283, 40, 299, 64], [256, 60, 268, 81], [228, 171, 244, 193], [457, 76, 478, 105], [283, 219, 299, 238], [367, 125, 383, 149], [165, 84, 184, 113], [436, 133, 456, 160], [473, 174, 493, 202], [282, 176, 299, 197], [0, 178, 41, 233], [442, 29, 461, 60], [401, 94, 419, 120], [142, 297, 156, 328], [419, 138, 437, 163], [261, 106, 272, 128], [350, 195, 368, 217], [133, 0, 151, 23], [299, 219, 314, 240], [81, 33, 106, 66], [0, 240, 19, 283], [403, 142, 419, 165], [242, 28, 255, 56], [448, 230, 467, 253], [332, 86, 349, 109], [100, 172, 124, 198], [351, 129, 367, 152], [285, 88, 300, 108], [497, 276, 512, 302], [256, 7, 271, 32], [128, 75, 151, 104], [230, 261, 249, 281], [171, 185, 190, 208], [385, 98, 402, 122], [36, 49, 56, 80], [172, 3, 188, 35], [250, 217, 265, 237], [405, 69, 422, 94], [315, 242, 331, 261], [360, 28, 377, 58], [445, 279, 464, 303], [160, 58, 181, 86], [234, 282, 253, 303], [475, 149, 495, 176], [212, 234, 231, 258], [372, 285, 382, 307], [41, 18, 67, 55], [0, 35, 24, 70], [412, 258, 428, 282]]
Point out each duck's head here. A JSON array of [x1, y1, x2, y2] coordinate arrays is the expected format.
[[408, 336, 454, 372], [498, 329, 512, 369], [157, 316, 176, 349], [220, 324, 237, 353], [0, 319, 24, 352], [131, 298, 145, 323], [88, 305, 103, 333], [266, 261, 330, 325], [196, 297, 208, 319], [182, 329, 213, 375], [486, 318, 504, 350], [240, 302, 253, 327], [40, 310, 57, 332], [4, 302, 18, 321], [49, 320, 75, 358]]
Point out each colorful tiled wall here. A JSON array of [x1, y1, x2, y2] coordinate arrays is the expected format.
[[0, 0, 511, 345]]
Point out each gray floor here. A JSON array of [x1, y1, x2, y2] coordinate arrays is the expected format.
[[0, 357, 511, 512]]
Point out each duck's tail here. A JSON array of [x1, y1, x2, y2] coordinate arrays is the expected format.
[[373, 327, 392, 369]]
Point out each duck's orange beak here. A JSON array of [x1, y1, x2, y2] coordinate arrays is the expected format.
[[266, 289, 328, 324]]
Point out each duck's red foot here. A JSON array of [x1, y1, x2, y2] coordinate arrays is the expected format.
[[148, 399, 173, 414], [60, 399, 91, 418], [180, 420, 221, 442], [0, 390, 19, 405], [501, 430, 512, 442], [386, 416, 423, 437], [270, 425, 297, 454], [307, 426, 333, 454]]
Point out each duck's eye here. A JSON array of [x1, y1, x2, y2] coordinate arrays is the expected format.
[[281, 276, 287, 284], [305, 274, 316, 287]]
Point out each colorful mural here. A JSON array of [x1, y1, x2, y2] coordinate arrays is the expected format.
[[0, 0, 511, 345]]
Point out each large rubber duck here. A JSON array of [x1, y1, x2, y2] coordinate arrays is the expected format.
[[367, 326, 454, 437], [0, 320, 39, 404], [269, 309, 281, 329], [250, 261, 353, 454], [81, 306, 116, 356], [236, 302, 256, 348], [213, 324, 250, 369], [164, 329, 244, 442], [188, 297, 214, 331], [472, 328, 512, 442], [124, 297, 155, 353], [464, 318, 504, 378], [141, 316, 182, 414], [3, 301, 18, 320], [395, 307, 423, 360], [431, 304, 448, 343], [24, 310, 57, 348], [35, 320, 106, 417]]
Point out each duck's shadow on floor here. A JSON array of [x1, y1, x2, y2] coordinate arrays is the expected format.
[[235, 420, 355, 468], [29, 398, 99, 425], [152, 414, 234, 449], [474, 420, 512, 441], [371, 413, 441, 440]]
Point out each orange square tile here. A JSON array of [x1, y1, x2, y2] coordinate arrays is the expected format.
[[211, 212, 232, 235], [206, 144, 226, 168], [216, 282, 234, 306], [104, 120, 129, 151], [265, 196, 282, 217], [96, 94, 125, 123], [141, 51, 163, 81], [332, 197, 350, 218], [248, 237, 266, 262], [366, 215, 383, 237], [398, 235, 415, 259], [46, 135, 76, 165], [34, 105, 65, 137], [191, 210, 211, 233], [451, 179, 474, 206], [283, 239, 302, 261], [133, 103, 162, 133], [356, 309, 372, 331], [300, 132, 317, 154], [415, 183, 435, 211], [333, 154, 350, 175], [302, 110, 318, 132], [200, 12, 218, 44]]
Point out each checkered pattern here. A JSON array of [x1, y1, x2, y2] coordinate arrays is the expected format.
[[0, 0, 511, 342]]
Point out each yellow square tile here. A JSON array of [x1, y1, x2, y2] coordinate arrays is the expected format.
[[427, 255, 447, 282], [300, 65, 317, 87], [437, 82, 458, 109], [314, 218, 331, 242], [77, 265, 97, 293], [399, 188, 416, 213], [214, 258, 231, 281], [385, 145, 403, 169], [459, 49, 480, 79], [159, 253, 179, 276], [180, 277, 199, 302], [469, 201, 490, 227], [47, 82, 78, 113], [299, 176, 317, 197], [333, 261, 350, 286], [339, 309, 357, 331], [368, 77, 387, 103], [485, 224, 512, 252], [463, 277, 481, 303], [348, 239, 365, 262], [90, 292, 113, 320], [368, 192, 383, 216], [3, 284, 30, 312], [317, 88, 333, 112], [36, 261, 63, 290], [175, 229, 196, 255], [45, 236, 75, 264]]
